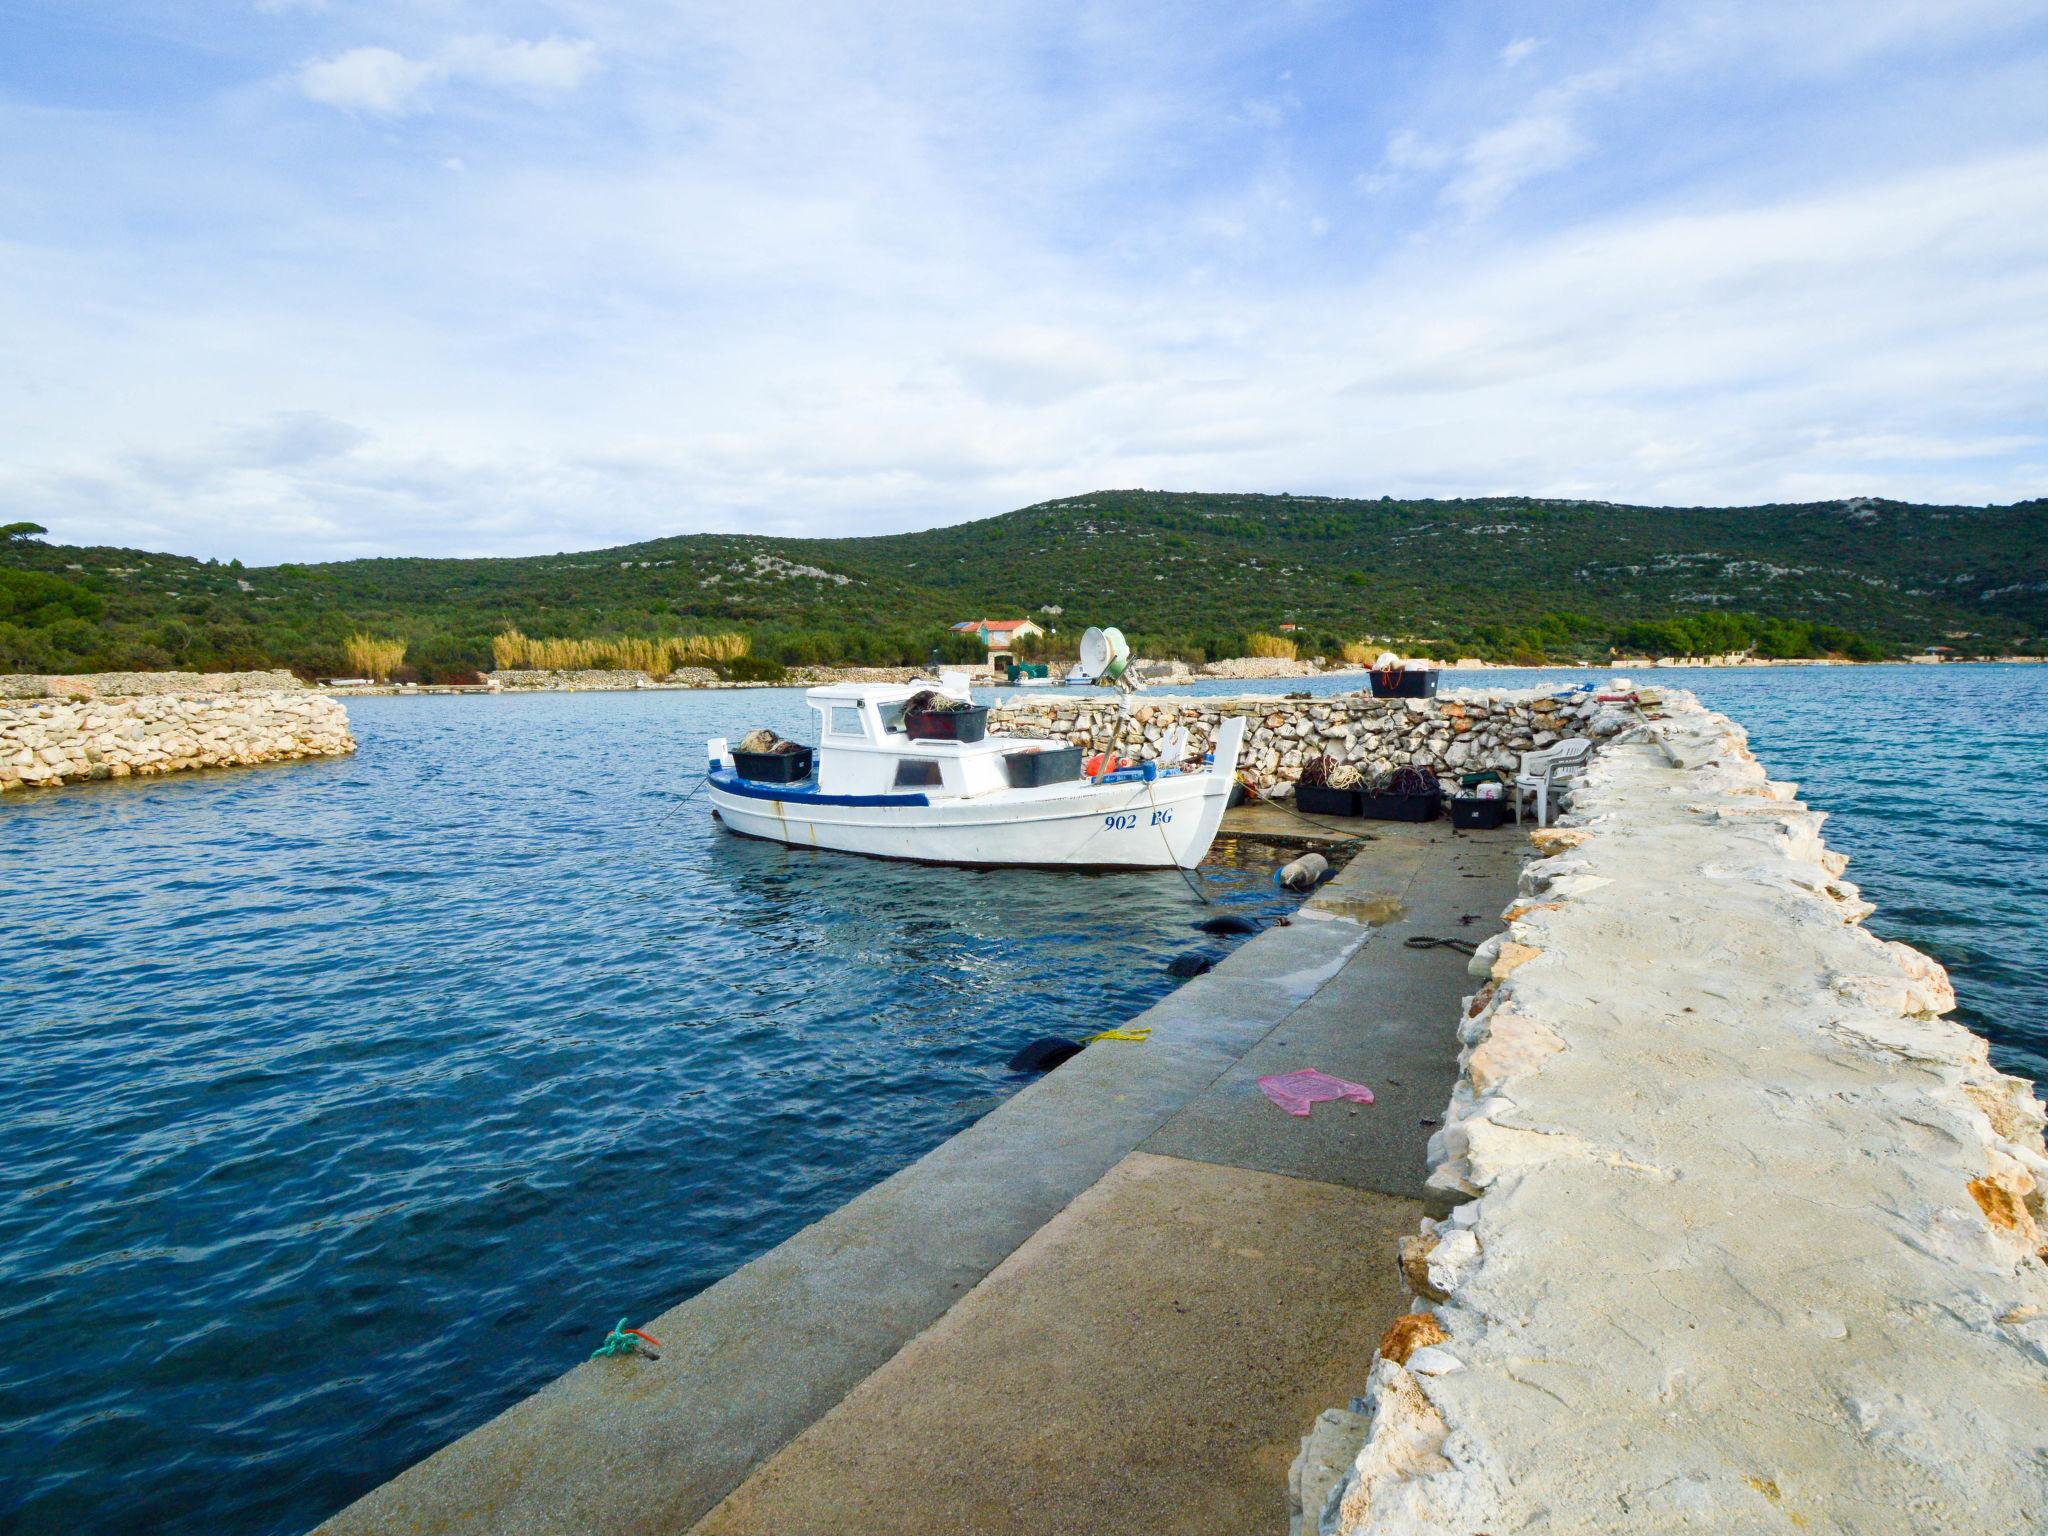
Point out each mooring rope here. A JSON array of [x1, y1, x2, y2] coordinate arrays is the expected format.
[[1403, 935, 1479, 956], [1236, 774, 1370, 844], [649, 771, 713, 832], [1146, 775, 1213, 905]]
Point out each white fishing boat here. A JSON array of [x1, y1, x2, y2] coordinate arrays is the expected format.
[[706, 675, 1244, 869]]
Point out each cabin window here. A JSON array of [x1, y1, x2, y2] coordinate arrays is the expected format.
[[829, 706, 865, 737], [876, 702, 907, 734], [892, 758, 943, 788]]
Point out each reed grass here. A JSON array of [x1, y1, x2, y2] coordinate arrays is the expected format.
[[490, 628, 750, 677], [343, 632, 407, 681], [1246, 632, 1298, 660], [1340, 640, 1377, 665]]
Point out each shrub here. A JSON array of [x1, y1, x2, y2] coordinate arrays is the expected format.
[[490, 628, 750, 675], [343, 632, 407, 681], [1246, 632, 1298, 660]]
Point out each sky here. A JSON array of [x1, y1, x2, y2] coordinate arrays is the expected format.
[[1, 0, 2046, 564]]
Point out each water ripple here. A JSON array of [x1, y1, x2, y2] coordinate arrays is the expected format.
[[0, 688, 1297, 1536]]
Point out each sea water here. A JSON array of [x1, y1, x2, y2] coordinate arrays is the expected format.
[[0, 688, 1294, 1536], [0, 666, 2040, 1534]]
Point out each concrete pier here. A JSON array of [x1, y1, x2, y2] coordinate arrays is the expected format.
[[317, 818, 1526, 1534], [1312, 693, 2048, 1535]]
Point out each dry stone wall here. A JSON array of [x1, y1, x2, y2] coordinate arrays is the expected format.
[[1293, 691, 2048, 1535], [1, 690, 354, 791], [0, 668, 304, 700], [989, 688, 1636, 790], [490, 668, 679, 690]]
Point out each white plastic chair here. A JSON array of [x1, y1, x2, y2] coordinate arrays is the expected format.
[[1512, 737, 1591, 827]]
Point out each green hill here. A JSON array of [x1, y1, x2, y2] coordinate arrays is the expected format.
[[3, 491, 2042, 679]]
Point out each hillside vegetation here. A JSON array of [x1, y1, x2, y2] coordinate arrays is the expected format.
[[3, 491, 2041, 679]]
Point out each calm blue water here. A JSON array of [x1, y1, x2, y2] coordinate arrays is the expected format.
[[0, 689, 1298, 1536], [2, 667, 2041, 1535]]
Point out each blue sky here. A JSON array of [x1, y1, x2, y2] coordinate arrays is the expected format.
[[2, 0, 2045, 563]]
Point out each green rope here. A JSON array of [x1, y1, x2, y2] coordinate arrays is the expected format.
[[590, 1317, 662, 1360]]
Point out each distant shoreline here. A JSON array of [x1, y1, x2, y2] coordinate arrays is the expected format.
[[307, 654, 2044, 697]]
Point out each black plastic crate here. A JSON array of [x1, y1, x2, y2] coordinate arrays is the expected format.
[[1358, 791, 1440, 822], [1450, 796, 1506, 830], [904, 705, 990, 743], [1369, 668, 1439, 699], [1005, 746, 1083, 787], [1294, 784, 1362, 817], [731, 746, 813, 783]]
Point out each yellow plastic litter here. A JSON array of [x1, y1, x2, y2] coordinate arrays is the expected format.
[[1087, 1027, 1152, 1044]]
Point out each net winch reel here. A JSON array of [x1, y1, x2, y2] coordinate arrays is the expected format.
[[1077, 626, 1141, 701]]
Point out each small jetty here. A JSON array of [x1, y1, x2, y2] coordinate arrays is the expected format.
[[317, 815, 1518, 1534]]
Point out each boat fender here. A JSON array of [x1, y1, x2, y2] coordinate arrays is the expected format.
[[1275, 852, 1330, 891], [1195, 913, 1260, 936], [1008, 1037, 1084, 1073], [1167, 951, 1215, 979]]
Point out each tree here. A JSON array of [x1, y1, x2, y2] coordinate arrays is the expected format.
[[1, 521, 48, 541]]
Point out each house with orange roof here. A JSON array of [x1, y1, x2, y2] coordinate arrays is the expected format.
[[949, 618, 1047, 649]]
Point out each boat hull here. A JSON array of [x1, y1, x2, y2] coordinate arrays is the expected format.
[[707, 769, 1235, 869]]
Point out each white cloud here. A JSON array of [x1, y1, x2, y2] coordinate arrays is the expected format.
[[1443, 107, 1587, 214], [6, 1, 2048, 562], [443, 36, 599, 96], [1500, 36, 1544, 67], [14, 142, 2045, 559], [1355, 128, 1451, 194], [298, 46, 438, 116], [296, 34, 598, 117]]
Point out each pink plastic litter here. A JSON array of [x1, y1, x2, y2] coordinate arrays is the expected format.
[[1257, 1069, 1376, 1118]]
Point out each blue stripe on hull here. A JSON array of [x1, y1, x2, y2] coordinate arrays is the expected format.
[[708, 769, 931, 809]]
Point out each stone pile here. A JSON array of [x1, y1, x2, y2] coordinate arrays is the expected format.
[[1293, 691, 2048, 1534], [1195, 656, 1326, 680], [0, 668, 304, 700], [1, 689, 354, 791], [491, 668, 671, 690], [988, 688, 1634, 791]]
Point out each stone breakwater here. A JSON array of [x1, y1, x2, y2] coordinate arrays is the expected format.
[[491, 667, 722, 690], [989, 688, 1635, 789], [0, 668, 304, 700], [1, 690, 354, 791], [1293, 692, 2048, 1534]]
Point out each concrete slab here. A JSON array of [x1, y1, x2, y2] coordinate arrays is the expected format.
[[1144, 823, 1526, 1197], [690, 1152, 1421, 1536], [1219, 798, 1382, 848]]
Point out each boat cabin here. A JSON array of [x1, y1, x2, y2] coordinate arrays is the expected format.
[[802, 681, 1066, 799]]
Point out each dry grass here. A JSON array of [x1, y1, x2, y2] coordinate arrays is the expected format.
[[1246, 632, 1298, 660], [344, 632, 407, 681], [1340, 640, 1377, 665], [491, 628, 749, 677]]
